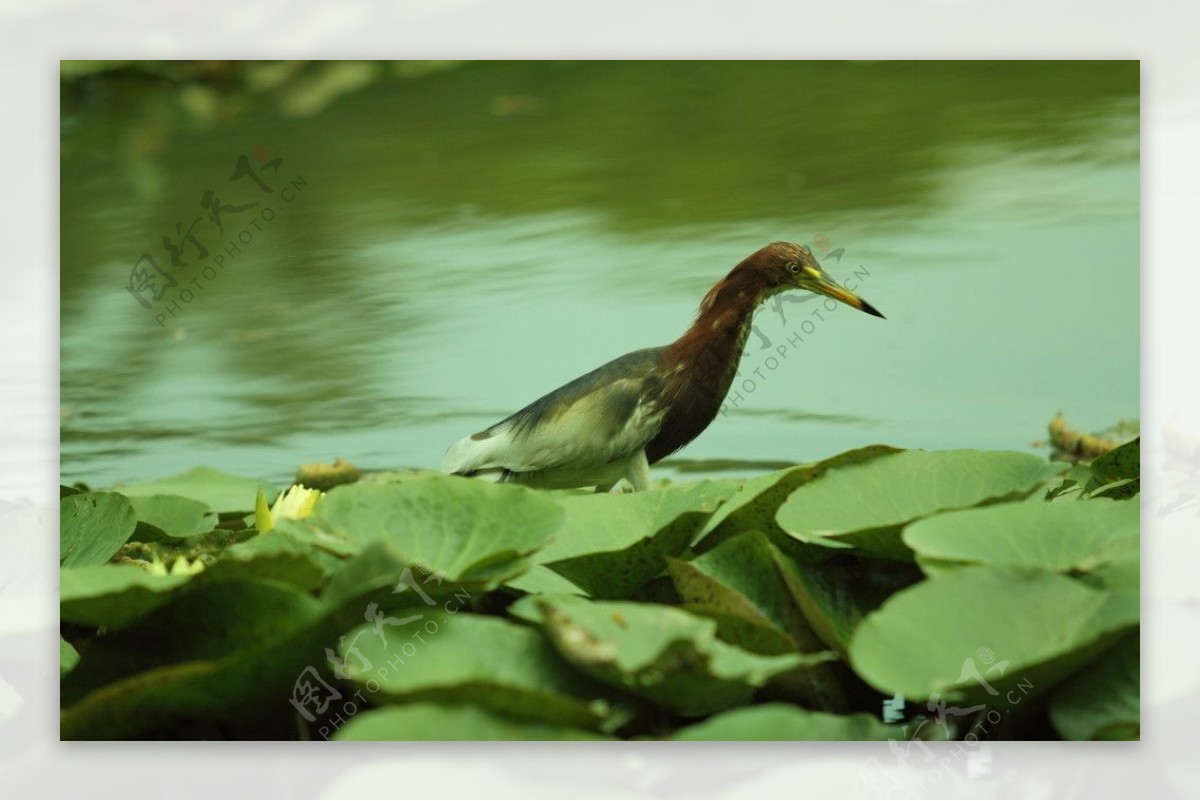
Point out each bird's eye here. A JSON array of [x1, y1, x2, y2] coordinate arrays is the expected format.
[[786, 262, 801, 274]]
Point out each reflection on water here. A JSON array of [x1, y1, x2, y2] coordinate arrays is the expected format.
[[60, 61, 1139, 487]]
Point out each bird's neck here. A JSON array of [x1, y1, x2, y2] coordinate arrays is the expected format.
[[646, 272, 769, 464], [667, 272, 766, 391]]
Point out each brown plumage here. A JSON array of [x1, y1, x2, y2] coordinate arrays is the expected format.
[[442, 241, 884, 491]]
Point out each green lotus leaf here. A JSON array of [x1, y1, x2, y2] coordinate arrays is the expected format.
[[1049, 631, 1138, 740], [61, 492, 138, 567], [772, 549, 925, 656], [1078, 437, 1140, 499], [673, 702, 906, 741], [904, 497, 1139, 575], [114, 467, 274, 514], [60, 564, 194, 629], [337, 611, 619, 731], [127, 494, 218, 539], [777, 449, 1067, 558], [504, 564, 589, 596], [511, 594, 828, 717], [536, 481, 737, 598], [668, 531, 867, 710], [61, 637, 80, 677], [313, 477, 561, 585], [60, 578, 341, 739], [333, 702, 611, 741], [693, 445, 902, 552], [849, 566, 1139, 702]]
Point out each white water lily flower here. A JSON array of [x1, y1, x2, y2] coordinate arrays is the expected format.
[[256, 484, 324, 533]]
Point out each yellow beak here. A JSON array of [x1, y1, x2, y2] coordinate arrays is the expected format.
[[805, 267, 885, 318]]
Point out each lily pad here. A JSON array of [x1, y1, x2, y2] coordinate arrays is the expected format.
[[61, 637, 80, 676], [115, 467, 274, 514], [332, 703, 611, 741], [694, 445, 902, 552], [1086, 437, 1140, 499], [318, 540, 482, 616], [64, 524, 340, 630], [668, 531, 855, 709], [62, 578, 326, 707], [1090, 437, 1140, 483], [270, 516, 358, 558], [60, 564, 194, 629], [1049, 632, 1139, 740], [60, 492, 138, 567], [849, 566, 1139, 702], [504, 565, 588, 597], [667, 530, 843, 655], [776, 450, 1067, 558], [538, 481, 737, 598], [128, 494, 219, 539], [1082, 549, 1139, 597], [510, 594, 825, 717], [337, 611, 618, 731], [60, 578, 345, 739], [314, 477, 561, 586], [667, 547, 796, 655], [58, 440, 1142, 741], [1045, 462, 1095, 502], [212, 527, 339, 591], [672, 702, 906, 741], [904, 498, 1139, 576], [773, 550, 925, 656]]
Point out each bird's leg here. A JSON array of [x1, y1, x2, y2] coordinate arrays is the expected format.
[[624, 449, 652, 492], [593, 481, 617, 494]]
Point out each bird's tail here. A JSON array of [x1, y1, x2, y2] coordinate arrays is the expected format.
[[441, 431, 509, 481]]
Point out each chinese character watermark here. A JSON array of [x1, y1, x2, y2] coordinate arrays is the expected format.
[[718, 235, 874, 417], [857, 648, 1035, 798], [287, 557, 473, 738], [124, 146, 308, 326], [882, 692, 905, 723]]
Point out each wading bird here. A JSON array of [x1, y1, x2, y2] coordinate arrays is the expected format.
[[442, 241, 884, 492]]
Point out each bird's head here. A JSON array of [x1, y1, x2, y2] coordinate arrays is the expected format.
[[742, 241, 885, 319]]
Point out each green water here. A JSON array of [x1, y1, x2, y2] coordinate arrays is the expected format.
[[60, 61, 1139, 487]]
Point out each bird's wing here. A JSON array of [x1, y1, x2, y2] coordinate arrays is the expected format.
[[442, 348, 668, 476]]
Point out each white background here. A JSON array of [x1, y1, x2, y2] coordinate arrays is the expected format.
[[2, 1, 1197, 797]]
